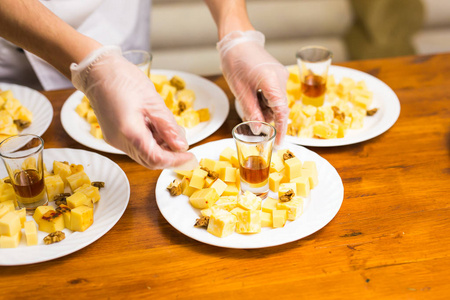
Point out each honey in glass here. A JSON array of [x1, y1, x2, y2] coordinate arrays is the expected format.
[[12, 169, 45, 205], [301, 74, 327, 107], [240, 155, 270, 185]]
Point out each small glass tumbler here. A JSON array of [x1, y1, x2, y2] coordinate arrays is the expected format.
[[296, 46, 333, 107], [0, 134, 47, 213], [232, 121, 276, 199], [123, 50, 152, 77]]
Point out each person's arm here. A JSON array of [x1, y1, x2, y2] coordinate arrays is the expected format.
[[0, 0, 101, 78], [204, 0, 289, 146]]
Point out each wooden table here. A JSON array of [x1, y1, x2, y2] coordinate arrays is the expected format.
[[1, 53, 450, 299]]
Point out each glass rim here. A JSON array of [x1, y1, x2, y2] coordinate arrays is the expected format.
[[0, 134, 44, 159], [232, 121, 277, 144], [122, 49, 153, 61], [296, 45, 333, 63]]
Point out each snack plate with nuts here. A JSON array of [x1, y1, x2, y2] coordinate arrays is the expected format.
[[235, 65, 401, 147], [0, 83, 53, 142], [155, 138, 344, 249], [60, 69, 229, 153], [0, 148, 130, 266]]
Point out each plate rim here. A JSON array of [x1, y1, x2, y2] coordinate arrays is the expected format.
[[0, 147, 130, 266]]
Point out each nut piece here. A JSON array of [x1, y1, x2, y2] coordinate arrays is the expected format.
[[91, 181, 105, 190], [332, 106, 346, 122], [282, 150, 295, 162], [170, 75, 186, 90], [167, 179, 182, 196], [194, 216, 210, 228], [200, 167, 219, 180], [43, 231, 66, 245], [279, 189, 295, 202], [56, 204, 71, 214], [366, 108, 378, 116], [178, 101, 187, 114], [54, 193, 71, 206], [14, 119, 31, 129], [42, 210, 62, 221]]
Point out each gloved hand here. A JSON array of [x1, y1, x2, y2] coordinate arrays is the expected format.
[[70, 46, 197, 169], [217, 31, 289, 146]]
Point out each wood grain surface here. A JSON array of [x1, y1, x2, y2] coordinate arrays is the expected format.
[[1, 53, 449, 299]]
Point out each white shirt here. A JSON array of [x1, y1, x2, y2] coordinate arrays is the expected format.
[[0, 0, 151, 91]]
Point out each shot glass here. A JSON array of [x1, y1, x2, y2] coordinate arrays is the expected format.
[[296, 46, 333, 107], [123, 50, 152, 77], [0, 134, 47, 213], [232, 121, 276, 199]]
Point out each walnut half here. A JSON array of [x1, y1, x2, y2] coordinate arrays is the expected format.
[[194, 216, 209, 228], [279, 189, 295, 202], [282, 150, 295, 162], [43, 231, 66, 245], [167, 179, 182, 196]]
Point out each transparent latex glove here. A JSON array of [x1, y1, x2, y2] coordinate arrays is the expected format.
[[217, 31, 289, 146], [70, 46, 197, 170]]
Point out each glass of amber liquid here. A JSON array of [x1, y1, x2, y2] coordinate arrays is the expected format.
[[232, 121, 276, 199], [296, 46, 333, 107], [0, 134, 47, 213]]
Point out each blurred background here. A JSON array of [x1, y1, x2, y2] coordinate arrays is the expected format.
[[150, 0, 450, 75]]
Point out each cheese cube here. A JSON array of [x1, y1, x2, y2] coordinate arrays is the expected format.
[[90, 123, 103, 139], [230, 153, 239, 168], [53, 161, 72, 184], [181, 177, 198, 197], [14, 208, 26, 228], [210, 179, 228, 196], [236, 210, 261, 233], [261, 197, 279, 213], [290, 176, 310, 197], [0, 211, 21, 236], [0, 230, 21, 248], [150, 74, 169, 93], [0, 205, 10, 219], [57, 205, 72, 230], [45, 174, 65, 202], [67, 192, 91, 209], [237, 191, 261, 210], [219, 167, 237, 183], [315, 106, 334, 123], [174, 170, 193, 179], [66, 171, 91, 192], [270, 153, 285, 173], [181, 109, 200, 128], [313, 121, 338, 139], [189, 168, 208, 190], [16, 106, 33, 123], [278, 183, 297, 199], [75, 101, 90, 118], [276, 197, 303, 221], [284, 157, 302, 181], [302, 161, 319, 188], [197, 108, 210, 122], [0, 182, 16, 202], [269, 172, 284, 192], [261, 211, 273, 227], [38, 211, 65, 233], [176, 89, 195, 107], [272, 210, 287, 228], [219, 147, 237, 162], [200, 206, 227, 218], [86, 109, 98, 123], [230, 207, 247, 216], [189, 188, 219, 209], [33, 206, 55, 223], [160, 84, 177, 103], [222, 183, 239, 196], [199, 158, 216, 171], [213, 161, 232, 173], [24, 220, 38, 246], [71, 205, 94, 232], [75, 183, 101, 203], [1, 199, 15, 212], [214, 196, 238, 211], [337, 77, 355, 97], [207, 210, 236, 238]]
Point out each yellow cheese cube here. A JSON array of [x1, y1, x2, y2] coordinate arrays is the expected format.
[[86, 109, 98, 123], [337, 77, 355, 97], [261, 211, 273, 227], [276, 197, 303, 221], [261, 197, 279, 213], [75, 183, 101, 203], [24, 220, 38, 246], [200, 206, 227, 218], [270, 153, 285, 173], [230, 153, 239, 168], [181, 109, 200, 128], [219, 167, 237, 183], [213, 161, 232, 173], [33, 206, 55, 223], [203, 176, 214, 188], [67, 192, 91, 209], [222, 183, 239, 196], [230, 207, 247, 216], [189, 168, 208, 190], [66, 171, 91, 192], [14, 208, 26, 228], [237, 191, 261, 210], [56, 205, 72, 230], [0, 182, 16, 203], [197, 108, 210, 122], [302, 161, 319, 188], [199, 158, 217, 172], [349, 109, 365, 129], [0, 230, 21, 248], [290, 176, 310, 197], [269, 172, 284, 193], [272, 210, 287, 228], [71, 205, 94, 232], [181, 177, 198, 197], [189, 188, 219, 209], [284, 157, 302, 181], [174, 170, 193, 179], [176, 89, 196, 107], [90, 123, 103, 139], [38, 211, 65, 233], [219, 147, 237, 162], [0, 211, 21, 236], [287, 65, 300, 83], [160, 84, 177, 103], [214, 196, 238, 211], [0, 205, 10, 219], [75, 101, 90, 118], [53, 161, 72, 184], [286, 80, 301, 100], [278, 183, 297, 199], [150, 74, 169, 93], [313, 121, 338, 139], [45, 174, 65, 202], [210, 178, 228, 196], [315, 106, 334, 123], [236, 210, 261, 233], [207, 210, 236, 238]]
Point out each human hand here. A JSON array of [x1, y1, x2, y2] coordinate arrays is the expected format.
[[217, 31, 289, 146], [70, 46, 197, 169]]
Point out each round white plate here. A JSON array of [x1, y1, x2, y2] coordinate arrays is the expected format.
[[235, 65, 401, 147], [61, 69, 229, 153], [0, 83, 53, 140], [0, 148, 130, 266], [155, 138, 344, 249]]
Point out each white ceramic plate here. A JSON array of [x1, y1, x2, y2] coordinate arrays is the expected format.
[[61, 69, 229, 153], [0, 148, 130, 266], [155, 139, 344, 249], [235, 65, 401, 147], [0, 83, 53, 140]]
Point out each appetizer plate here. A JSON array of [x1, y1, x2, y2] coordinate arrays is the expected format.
[[155, 138, 344, 249], [0, 148, 130, 266], [235, 65, 401, 147], [0, 82, 53, 141], [61, 69, 229, 153]]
